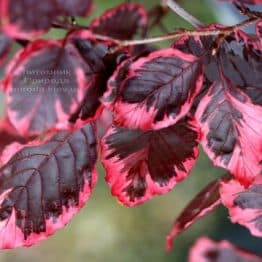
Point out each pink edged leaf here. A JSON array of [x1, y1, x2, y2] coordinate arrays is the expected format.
[[102, 46, 157, 111], [2, 32, 107, 136], [195, 78, 262, 186], [90, 3, 147, 40], [69, 34, 128, 124], [101, 58, 133, 110], [101, 116, 200, 207], [220, 176, 262, 238], [166, 173, 231, 251], [0, 0, 54, 39], [96, 109, 113, 138], [173, 29, 262, 186], [189, 237, 261, 262], [0, 123, 97, 249], [111, 48, 203, 130], [129, 44, 158, 58], [174, 29, 262, 107], [56, 0, 93, 17], [0, 117, 33, 156], [218, 32, 262, 107], [0, 0, 93, 39], [0, 33, 11, 67]]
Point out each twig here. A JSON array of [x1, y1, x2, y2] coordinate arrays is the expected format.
[[163, 0, 204, 28], [234, 3, 262, 19], [96, 17, 258, 47], [52, 16, 258, 48]]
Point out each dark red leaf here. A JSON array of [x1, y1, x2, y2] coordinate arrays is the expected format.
[[69, 36, 127, 124], [195, 78, 262, 186], [166, 174, 232, 251], [174, 29, 262, 106], [102, 46, 158, 110], [105, 47, 156, 109], [220, 176, 262, 238], [218, 32, 262, 107], [56, 0, 93, 17], [2, 31, 104, 136], [173, 28, 262, 186], [109, 48, 203, 130], [129, 44, 158, 58], [90, 3, 147, 40], [146, 4, 168, 33], [102, 58, 133, 110], [0, 0, 93, 39], [0, 123, 97, 249], [0, 117, 32, 157], [189, 237, 261, 262], [101, 117, 200, 206]]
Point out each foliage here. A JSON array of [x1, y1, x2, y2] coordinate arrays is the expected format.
[[0, 0, 261, 260]]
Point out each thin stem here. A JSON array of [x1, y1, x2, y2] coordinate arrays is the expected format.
[[164, 0, 204, 28], [92, 34, 122, 44], [51, 16, 258, 48], [117, 17, 258, 47], [52, 20, 86, 30], [234, 3, 262, 19]]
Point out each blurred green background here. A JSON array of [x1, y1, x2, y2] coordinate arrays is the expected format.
[[0, 0, 261, 261]]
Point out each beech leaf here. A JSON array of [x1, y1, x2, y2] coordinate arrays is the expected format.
[[0, 123, 97, 249]]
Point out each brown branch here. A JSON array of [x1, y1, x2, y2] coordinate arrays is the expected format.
[[96, 17, 259, 48], [51, 16, 258, 49], [234, 3, 262, 19]]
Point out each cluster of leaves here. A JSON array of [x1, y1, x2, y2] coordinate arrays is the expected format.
[[0, 0, 261, 260]]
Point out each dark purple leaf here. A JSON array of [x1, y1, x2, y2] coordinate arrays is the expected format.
[[166, 174, 231, 251], [174, 29, 262, 106], [189, 237, 261, 262], [195, 78, 262, 186], [90, 3, 147, 40], [146, 4, 168, 33], [109, 48, 203, 130], [173, 28, 262, 186], [0, 123, 97, 249], [218, 33, 262, 106], [2, 31, 111, 136], [0, 117, 33, 157], [69, 37, 127, 123], [56, 0, 93, 16], [101, 117, 200, 206], [0, 0, 93, 39], [102, 57, 133, 110], [220, 176, 262, 238]]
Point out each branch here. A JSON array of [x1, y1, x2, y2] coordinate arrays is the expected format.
[[234, 3, 262, 19], [51, 16, 258, 48], [52, 20, 84, 30], [94, 17, 259, 48], [163, 0, 204, 28]]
